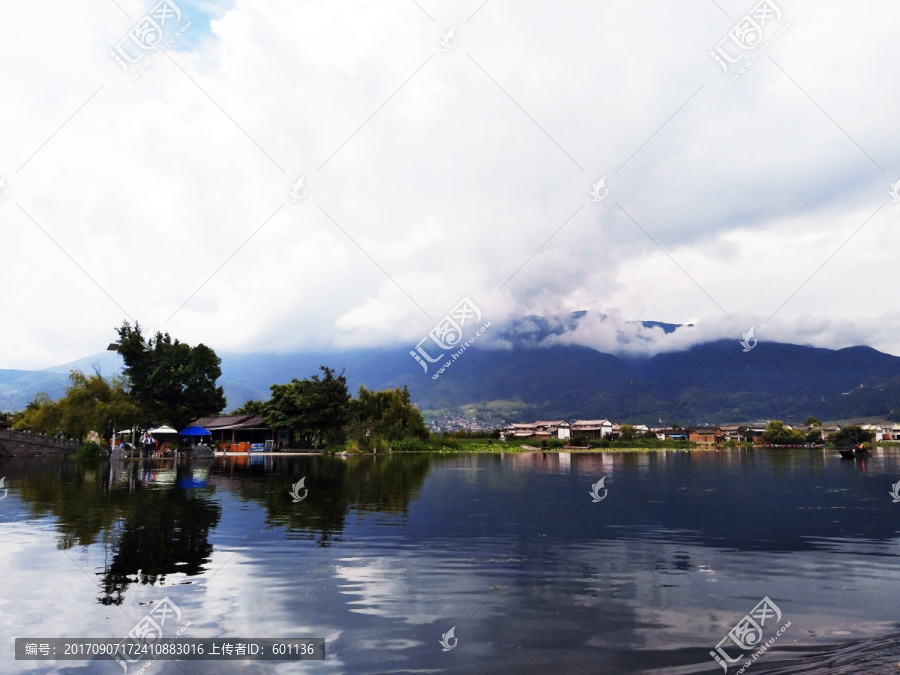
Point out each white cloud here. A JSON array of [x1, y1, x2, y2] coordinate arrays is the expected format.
[[1, 0, 899, 369]]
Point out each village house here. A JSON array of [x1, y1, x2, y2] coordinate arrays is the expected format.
[[743, 426, 767, 443], [872, 423, 900, 442], [689, 426, 724, 444], [191, 414, 274, 450], [533, 420, 567, 438], [503, 421, 571, 440], [655, 428, 687, 441], [719, 424, 746, 442], [508, 423, 537, 438], [570, 419, 614, 438]]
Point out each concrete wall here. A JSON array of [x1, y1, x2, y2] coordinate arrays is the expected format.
[[0, 429, 80, 457]]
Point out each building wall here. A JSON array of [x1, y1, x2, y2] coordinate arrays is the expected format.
[[571, 426, 611, 437], [0, 429, 79, 457]]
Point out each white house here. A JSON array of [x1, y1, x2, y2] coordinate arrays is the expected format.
[[571, 420, 614, 438], [509, 423, 537, 438], [874, 424, 900, 442]]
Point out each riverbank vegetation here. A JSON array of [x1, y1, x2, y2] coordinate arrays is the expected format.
[[5, 323, 888, 456]]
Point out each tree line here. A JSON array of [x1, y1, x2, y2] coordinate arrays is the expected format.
[[13, 322, 225, 445], [11, 322, 429, 451], [234, 366, 429, 450]]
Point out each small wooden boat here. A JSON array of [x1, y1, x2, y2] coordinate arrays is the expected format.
[[839, 445, 869, 459]]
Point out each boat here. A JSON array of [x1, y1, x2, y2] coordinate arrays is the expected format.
[[838, 445, 869, 459]]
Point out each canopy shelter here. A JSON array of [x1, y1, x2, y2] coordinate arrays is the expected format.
[[190, 415, 274, 448], [179, 426, 211, 437], [149, 425, 178, 434]]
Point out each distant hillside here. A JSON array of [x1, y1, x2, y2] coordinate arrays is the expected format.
[[210, 340, 900, 424], [0, 369, 69, 411], [5, 338, 900, 425], [161, 340, 900, 424]]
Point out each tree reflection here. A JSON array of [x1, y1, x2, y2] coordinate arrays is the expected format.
[[98, 460, 221, 605], [6, 457, 221, 605], [213, 454, 435, 546], [7, 454, 438, 604]]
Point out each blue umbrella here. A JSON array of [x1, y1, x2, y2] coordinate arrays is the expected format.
[[179, 426, 211, 436]]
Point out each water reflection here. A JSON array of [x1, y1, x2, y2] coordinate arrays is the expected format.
[[1, 448, 899, 673], [1, 453, 437, 605]]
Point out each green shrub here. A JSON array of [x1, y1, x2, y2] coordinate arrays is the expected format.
[[436, 436, 459, 450], [76, 441, 107, 461], [829, 425, 873, 447]]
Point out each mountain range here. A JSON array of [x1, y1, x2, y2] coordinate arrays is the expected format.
[[2, 333, 899, 425]]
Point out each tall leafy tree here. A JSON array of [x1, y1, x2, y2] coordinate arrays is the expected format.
[[14, 393, 64, 436], [114, 322, 226, 431], [762, 420, 807, 445], [264, 367, 350, 448], [14, 372, 140, 443], [830, 425, 873, 447], [348, 385, 429, 442], [230, 400, 266, 415]]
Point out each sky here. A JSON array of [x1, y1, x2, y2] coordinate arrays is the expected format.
[[1, 0, 898, 370]]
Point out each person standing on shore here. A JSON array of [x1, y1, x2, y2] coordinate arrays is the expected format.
[[141, 432, 155, 458]]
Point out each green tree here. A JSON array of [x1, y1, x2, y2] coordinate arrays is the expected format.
[[230, 400, 266, 415], [829, 425, 873, 447], [264, 367, 350, 448], [806, 428, 823, 444], [804, 416, 822, 427], [14, 393, 64, 436], [762, 420, 807, 445], [348, 386, 429, 443], [62, 371, 141, 445], [114, 322, 226, 430], [618, 424, 637, 441], [14, 372, 140, 444]]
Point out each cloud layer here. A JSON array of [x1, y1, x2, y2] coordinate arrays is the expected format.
[[1, 0, 898, 369]]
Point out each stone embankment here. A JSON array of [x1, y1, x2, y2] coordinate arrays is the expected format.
[[0, 429, 79, 457]]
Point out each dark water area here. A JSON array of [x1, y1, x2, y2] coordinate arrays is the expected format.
[[1, 448, 899, 673]]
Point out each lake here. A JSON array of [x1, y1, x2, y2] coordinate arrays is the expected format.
[[1, 448, 899, 674]]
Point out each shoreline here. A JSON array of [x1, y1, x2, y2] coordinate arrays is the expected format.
[[73, 443, 888, 461]]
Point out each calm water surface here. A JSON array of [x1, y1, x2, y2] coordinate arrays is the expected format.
[[1, 449, 900, 674]]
